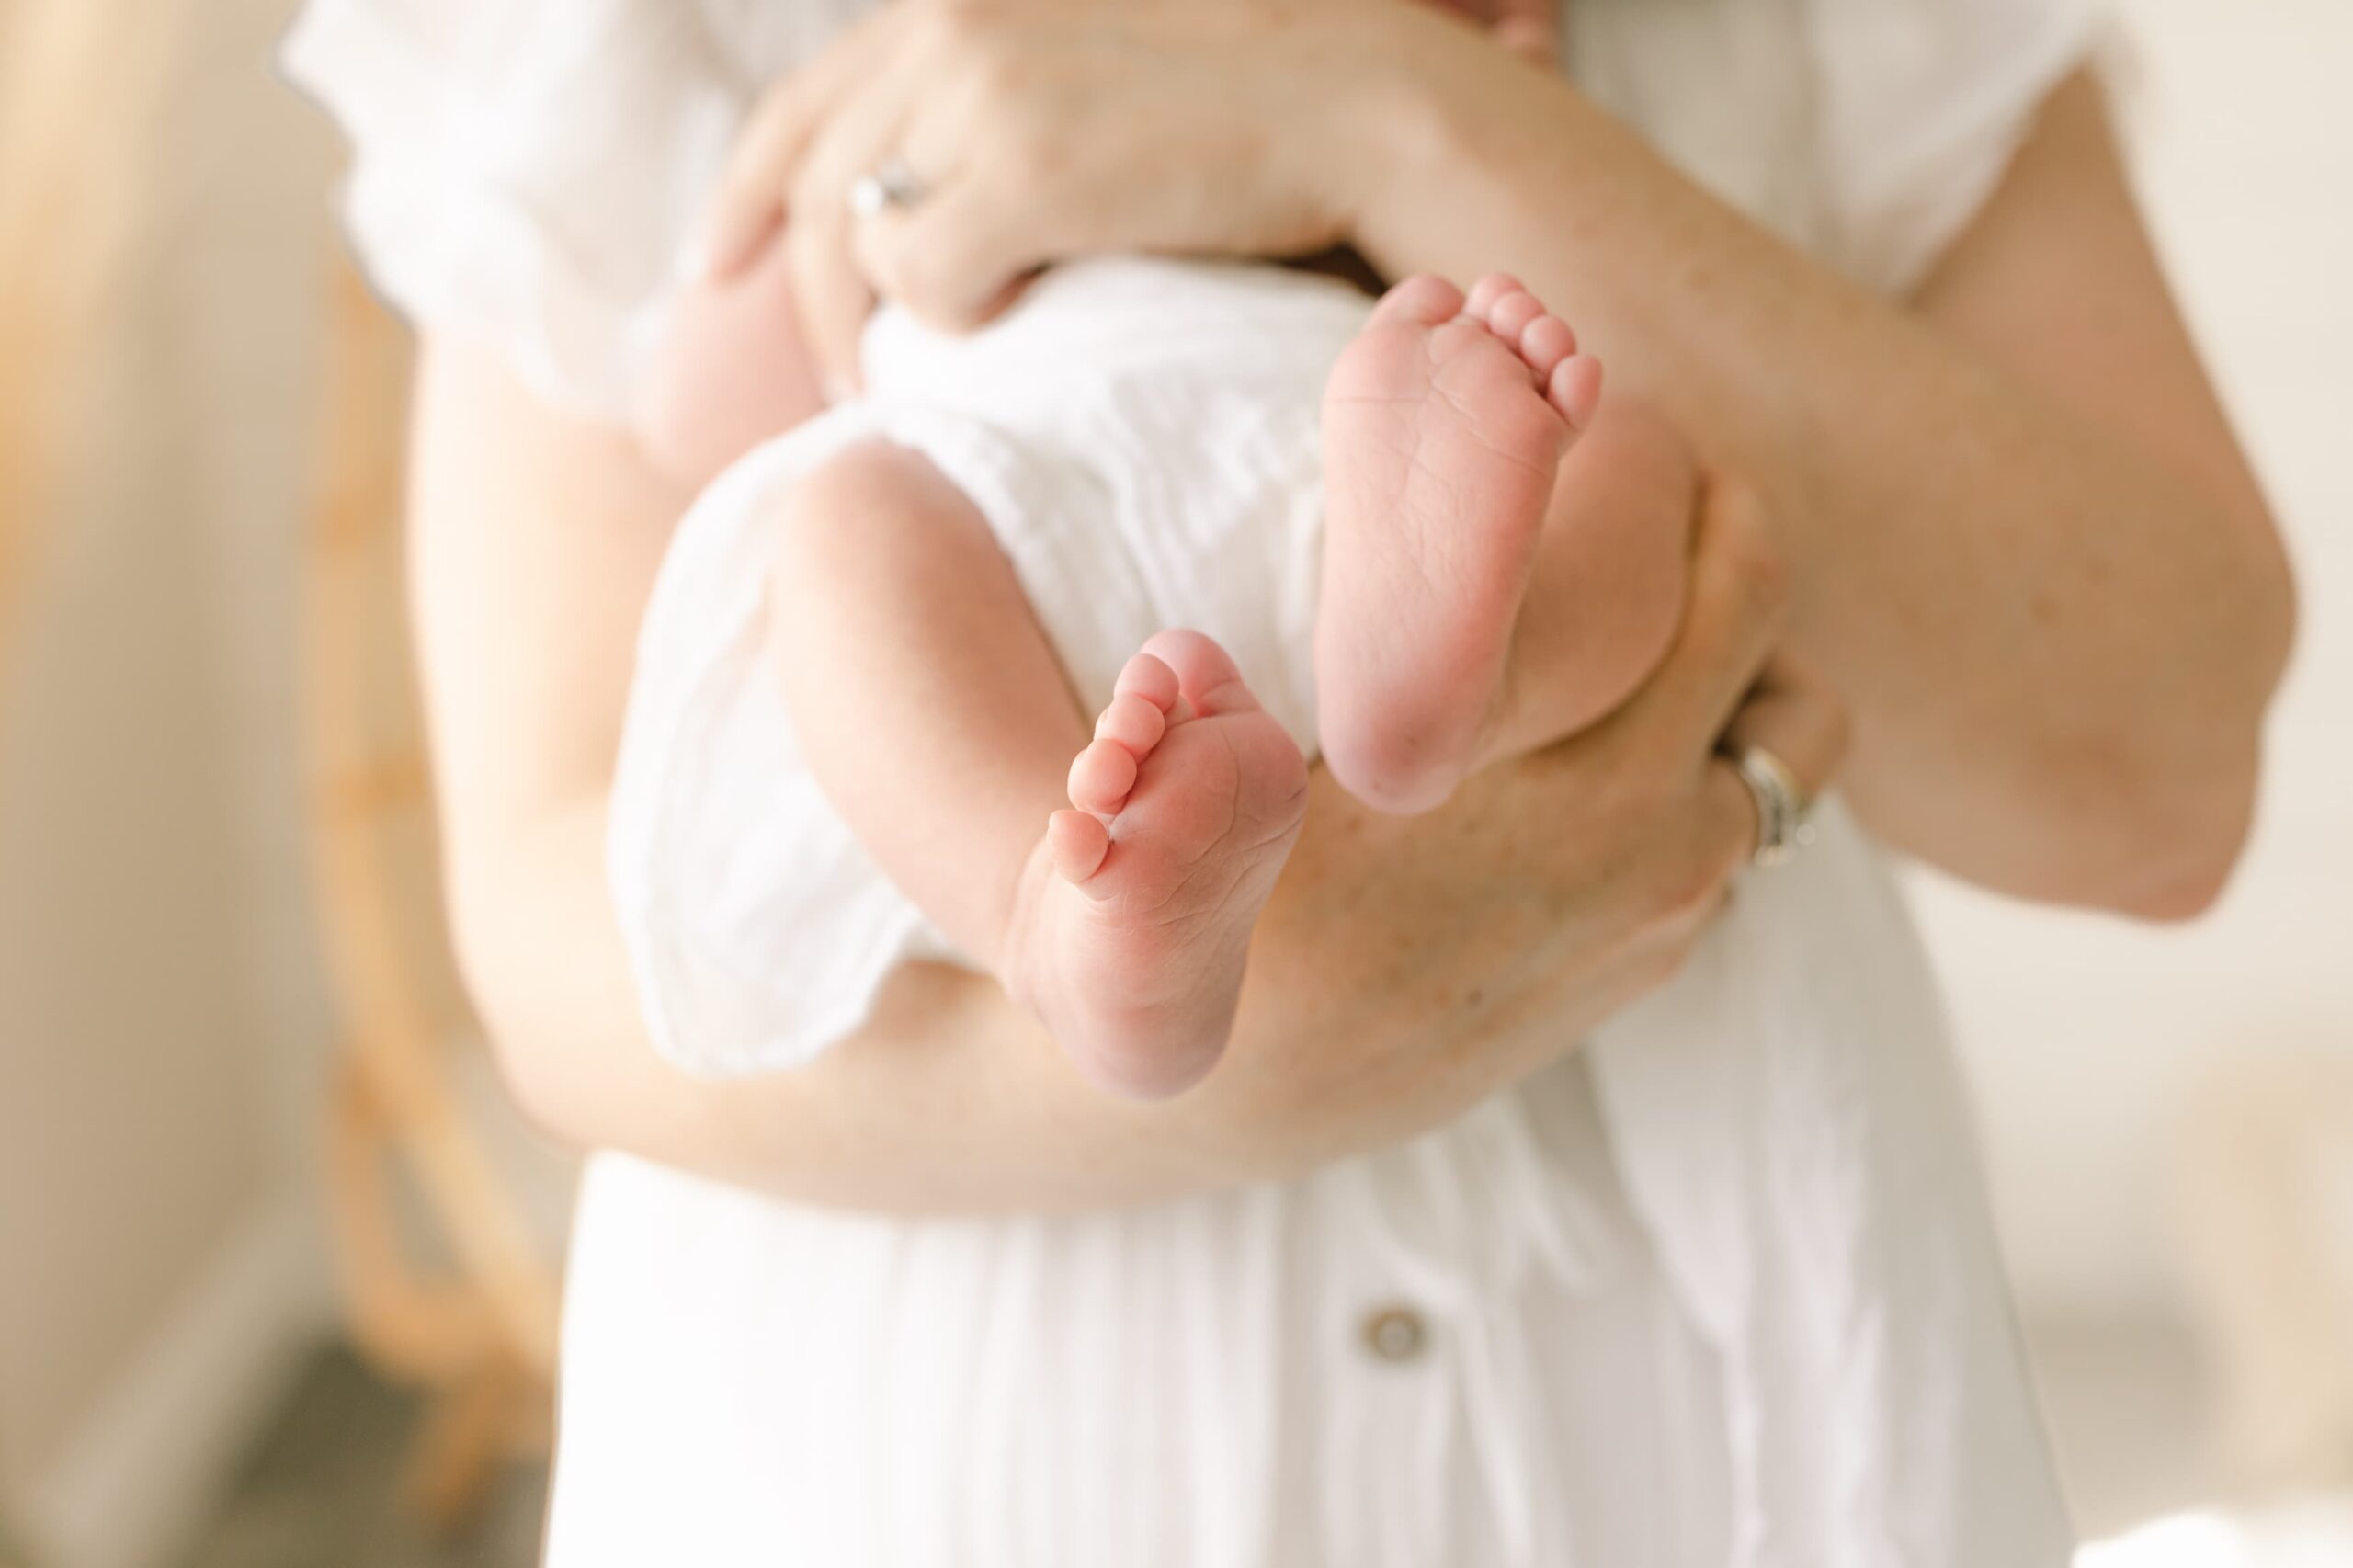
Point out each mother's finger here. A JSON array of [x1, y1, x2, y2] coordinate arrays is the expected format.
[[856, 143, 1063, 331], [782, 71, 925, 385], [689, 6, 909, 280], [1709, 656, 1850, 864], [1587, 475, 1790, 767], [1721, 653, 1850, 801]]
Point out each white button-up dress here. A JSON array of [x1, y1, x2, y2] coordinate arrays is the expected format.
[[286, 1, 2102, 1561]]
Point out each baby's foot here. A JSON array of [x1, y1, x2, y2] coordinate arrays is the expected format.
[[1007, 631, 1308, 1100], [1318, 272, 1601, 813]]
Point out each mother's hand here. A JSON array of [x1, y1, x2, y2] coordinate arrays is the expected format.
[[723, 472, 1847, 1210], [688, 0, 1500, 379], [1210, 476, 1846, 1163]]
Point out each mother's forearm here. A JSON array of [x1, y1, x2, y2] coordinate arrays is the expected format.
[[448, 798, 1225, 1213], [450, 778, 1586, 1215], [1356, 59, 2292, 915]]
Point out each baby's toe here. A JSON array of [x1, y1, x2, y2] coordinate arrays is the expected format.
[[1547, 354, 1604, 430], [1464, 273, 1523, 318], [1138, 630, 1257, 719], [1483, 288, 1546, 347], [1370, 274, 1466, 329], [1113, 652, 1181, 712], [1047, 809, 1110, 884], [1095, 693, 1167, 756], [1518, 314, 1580, 381], [1068, 738, 1140, 816]]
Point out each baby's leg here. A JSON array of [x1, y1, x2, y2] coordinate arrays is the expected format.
[[1318, 274, 1691, 812], [770, 444, 1307, 1099], [636, 233, 825, 489]]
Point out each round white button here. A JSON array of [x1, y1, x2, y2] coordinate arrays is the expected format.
[[1362, 1305, 1427, 1364]]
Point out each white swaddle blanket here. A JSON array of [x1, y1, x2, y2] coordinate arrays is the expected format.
[[608, 255, 2063, 1562]]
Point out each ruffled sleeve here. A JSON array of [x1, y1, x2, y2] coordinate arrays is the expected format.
[[1801, 0, 2108, 292], [281, 0, 763, 422]]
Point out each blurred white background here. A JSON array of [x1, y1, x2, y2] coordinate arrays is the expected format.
[[0, 2, 2346, 1566], [1918, 0, 2353, 1323], [1911, 0, 2353, 1549]]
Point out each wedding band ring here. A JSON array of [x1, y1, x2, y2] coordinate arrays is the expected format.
[[849, 157, 924, 218], [1734, 745, 1815, 869]]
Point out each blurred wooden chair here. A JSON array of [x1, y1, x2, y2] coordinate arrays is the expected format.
[[303, 250, 574, 1528], [1, 5, 192, 1559]]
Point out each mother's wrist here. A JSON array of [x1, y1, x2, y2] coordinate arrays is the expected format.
[[1311, 11, 1454, 226], [1329, 8, 1582, 274]]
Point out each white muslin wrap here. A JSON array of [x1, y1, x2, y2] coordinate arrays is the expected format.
[[609, 258, 1361, 1073]]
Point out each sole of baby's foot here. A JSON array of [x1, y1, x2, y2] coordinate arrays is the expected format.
[[1008, 631, 1308, 1101], [1317, 271, 1602, 815]]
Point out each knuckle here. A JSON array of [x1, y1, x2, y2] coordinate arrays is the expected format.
[[1658, 858, 1728, 932], [1727, 520, 1791, 623], [884, 244, 963, 324], [967, 46, 1036, 110], [1709, 477, 1781, 578], [1653, 811, 1743, 928]]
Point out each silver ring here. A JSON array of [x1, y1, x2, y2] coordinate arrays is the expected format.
[[848, 156, 925, 219], [1734, 745, 1816, 869]]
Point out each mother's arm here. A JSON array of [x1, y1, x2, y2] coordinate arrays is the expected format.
[[1371, 66, 2294, 916], [726, 3, 2293, 916], [414, 334, 1803, 1213]]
